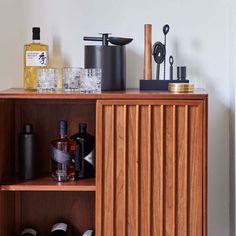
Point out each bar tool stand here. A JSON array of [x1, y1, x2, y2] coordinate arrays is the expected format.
[[140, 24, 189, 91]]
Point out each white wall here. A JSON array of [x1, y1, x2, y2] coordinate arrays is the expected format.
[[0, 0, 234, 235]]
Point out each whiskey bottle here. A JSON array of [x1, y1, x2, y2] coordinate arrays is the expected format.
[[20, 228, 37, 236], [24, 27, 48, 90], [51, 223, 71, 236], [51, 121, 75, 182], [70, 123, 95, 179]]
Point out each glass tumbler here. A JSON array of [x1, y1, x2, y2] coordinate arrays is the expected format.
[[79, 69, 102, 93], [62, 67, 82, 92], [37, 68, 58, 92]]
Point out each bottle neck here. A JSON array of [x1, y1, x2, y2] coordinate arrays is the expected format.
[[32, 39, 40, 44]]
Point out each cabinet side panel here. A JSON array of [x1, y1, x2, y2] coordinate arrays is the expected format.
[[0, 101, 15, 236], [188, 105, 203, 236]]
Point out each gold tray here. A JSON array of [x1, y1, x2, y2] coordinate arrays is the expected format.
[[168, 83, 194, 93]]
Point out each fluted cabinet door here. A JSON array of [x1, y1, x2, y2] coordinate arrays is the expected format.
[[96, 99, 207, 236]]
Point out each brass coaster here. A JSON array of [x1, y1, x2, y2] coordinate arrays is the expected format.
[[168, 83, 194, 93]]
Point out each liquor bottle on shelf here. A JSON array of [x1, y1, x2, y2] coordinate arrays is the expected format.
[[20, 228, 37, 236], [19, 124, 37, 180], [51, 223, 71, 236], [24, 27, 48, 90], [51, 120, 75, 182], [82, 230, 94, 236], [70, 123, 95, 179]]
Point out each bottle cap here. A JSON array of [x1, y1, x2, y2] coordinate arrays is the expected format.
[[79, 123, 87, 132], [23, 124, 33, 134], [59, 120, 67, 136], [32, 27, 40, 40]]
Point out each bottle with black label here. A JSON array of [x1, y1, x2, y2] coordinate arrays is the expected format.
[[70, 123, 95, 179], [51, 223, 71, 236], [20, 228, 37, 236], [19, 124, 37, 179], [51, 121, 75, 182]]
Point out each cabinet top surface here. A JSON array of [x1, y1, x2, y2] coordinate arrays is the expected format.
[[0, 88, 207, 100]]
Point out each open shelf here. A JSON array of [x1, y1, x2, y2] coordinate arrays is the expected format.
[[1, 177, 96, 191]]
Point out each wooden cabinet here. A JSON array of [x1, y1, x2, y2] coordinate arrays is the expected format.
[[0, 89, 207, 236]]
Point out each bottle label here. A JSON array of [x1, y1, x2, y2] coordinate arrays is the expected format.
[[21, 228, 37, 236], [51, 147, 71, 165], [84, 149, 94, 166], [51, 223, 68, 232], [26, 51, 48, 66]]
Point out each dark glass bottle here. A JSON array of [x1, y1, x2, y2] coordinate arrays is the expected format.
[[51, 121, 75, 182], [19, 124, 37, 180], [20, 228, 37, 236], [51, 223, 71, 236], [70, 123, 95, 179]]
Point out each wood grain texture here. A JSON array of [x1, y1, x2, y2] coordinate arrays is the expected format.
[[1, 177, 96, 191], [0, 88, 208, 100], [96, 99, 206, 236], [144, 24, 152, 80]]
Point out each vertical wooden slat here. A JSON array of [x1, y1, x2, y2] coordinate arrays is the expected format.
[[127, 105, 138, 236], [189, 104, 203, 236], [139, 105, 151, 236], [136, 105, 140, 236], [115, 106, 126, 236], [103, 105, 115, 235], [203, 98, 208, 236], [152, 105, 164, 236], [176, 105, 188, 236], [164, 106, 175, 236], [96, 101, 103, 236]]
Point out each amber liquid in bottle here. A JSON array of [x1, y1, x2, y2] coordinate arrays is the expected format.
[[51, 121, 75, 182], [24, 27, 48, 90]]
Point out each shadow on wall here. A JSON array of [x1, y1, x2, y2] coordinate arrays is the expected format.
[[126, 48, 143, 88], [50, 36, 71, 89], [173, 37, 230, 234]]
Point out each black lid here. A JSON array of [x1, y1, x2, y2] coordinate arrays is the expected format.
[[59, 120, 67, 136], [32, 27, 40, 40], [79, 123, 87, 133], [23, 124, 33, 134]]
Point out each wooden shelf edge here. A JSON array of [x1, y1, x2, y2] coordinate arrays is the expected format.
[[0, 177, 96, 192]]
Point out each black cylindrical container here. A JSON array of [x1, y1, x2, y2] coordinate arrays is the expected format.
[[19, 124, 36, 179], [84, 45, 126, 91]]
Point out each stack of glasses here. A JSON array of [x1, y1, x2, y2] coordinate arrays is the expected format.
[[37, 68, 102, 93]]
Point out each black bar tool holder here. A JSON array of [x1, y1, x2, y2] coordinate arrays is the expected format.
[[84, 33, 133, 91], [140, 24, 189, 91]]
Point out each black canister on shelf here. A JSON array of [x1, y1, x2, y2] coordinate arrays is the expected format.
[[70, 123, 95, 179], [84, 33, 133, 91], [19, 124, 37, 179]]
